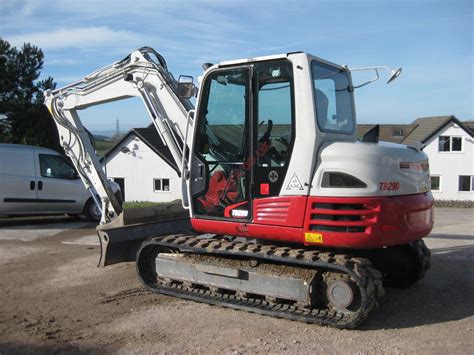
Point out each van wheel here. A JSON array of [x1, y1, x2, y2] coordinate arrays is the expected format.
[[84, 199, 101, 223]]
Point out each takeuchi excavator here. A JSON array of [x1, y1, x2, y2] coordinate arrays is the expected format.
[[44, 47, 433, 328]]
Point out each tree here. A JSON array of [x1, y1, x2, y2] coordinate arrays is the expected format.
[[0, 38, 59, 150]]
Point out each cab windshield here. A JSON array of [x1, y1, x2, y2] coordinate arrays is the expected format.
[[312, 60, 355, 134]]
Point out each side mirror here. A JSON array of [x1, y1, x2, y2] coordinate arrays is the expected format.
[[178, 75, 196, 99], [387, 68, 402, 84], [349, 65, 403, 89]]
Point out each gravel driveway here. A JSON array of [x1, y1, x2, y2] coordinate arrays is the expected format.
[[0, 208, 472, 354]]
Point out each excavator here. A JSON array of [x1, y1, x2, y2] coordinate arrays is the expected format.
[[44, 47, 433, 328]]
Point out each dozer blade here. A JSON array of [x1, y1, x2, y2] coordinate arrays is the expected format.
[[96, 201, 191, 267]]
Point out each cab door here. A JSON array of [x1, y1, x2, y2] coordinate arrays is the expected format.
[[190, 66, 252, 220], [253, 60, 295, 198]]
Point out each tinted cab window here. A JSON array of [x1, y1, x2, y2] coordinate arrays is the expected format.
[[312, 61, 355, 134]]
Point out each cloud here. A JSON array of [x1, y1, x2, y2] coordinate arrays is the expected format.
[[47, 58, 81, 65], [7, 26, 145, 50]]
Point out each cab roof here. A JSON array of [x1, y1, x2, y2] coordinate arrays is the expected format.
[[217, 51, 345, 70]]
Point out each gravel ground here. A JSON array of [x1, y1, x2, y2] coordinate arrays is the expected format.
[[0, 208, 473, 354]]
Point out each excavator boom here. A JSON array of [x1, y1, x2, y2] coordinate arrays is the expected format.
[[44, 47, 193, 222]]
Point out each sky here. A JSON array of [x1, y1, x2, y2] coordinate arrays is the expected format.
[[1, 0, 473, 134]]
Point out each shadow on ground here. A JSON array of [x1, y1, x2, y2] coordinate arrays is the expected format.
[[0, 341, 97, 355], [0, 215, 93, 228], [362, 244, 474, 330]]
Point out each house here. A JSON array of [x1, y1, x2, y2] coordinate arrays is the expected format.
[[102, 126, 181, 203], [104, 116, 473, 203], [358, 116, 474, 202]]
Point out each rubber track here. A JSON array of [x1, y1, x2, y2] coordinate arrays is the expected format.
[[413, 239, 431, 280], [136, 235, 384, 329]]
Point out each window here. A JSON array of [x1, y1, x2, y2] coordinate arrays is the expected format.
[[256, 60, 294, 168], [39, 154, 78, 180], [198, 68, 249, 160], [438, 136, 462, 152], [312, 60, 355, 134], [430, 176, 441, 191], [452, 137, 462, 151], [392, 128, 404, 137], [458, 176, 474, 192], [154, 178, 170, 192]]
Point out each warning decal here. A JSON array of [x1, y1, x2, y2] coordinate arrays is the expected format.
[[305, 232, 323, 243], [287, 173, 304, 191]]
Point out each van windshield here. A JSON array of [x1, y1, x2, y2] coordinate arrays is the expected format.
[[312, 61, 355, 134]]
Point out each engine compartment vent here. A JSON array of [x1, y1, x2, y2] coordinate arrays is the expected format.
[[307, 200, 379, 234]]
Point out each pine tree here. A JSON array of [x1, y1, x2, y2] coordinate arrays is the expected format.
[[0, 38, 59, 150]]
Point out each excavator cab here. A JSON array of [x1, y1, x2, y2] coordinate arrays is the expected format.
[[190, 60, 296, 220], [188, 55, 360, 229]]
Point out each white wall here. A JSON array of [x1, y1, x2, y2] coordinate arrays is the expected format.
[[104, 135, 181, 202], [423, 122, 474, 201]]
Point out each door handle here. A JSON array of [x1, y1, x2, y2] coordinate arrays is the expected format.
[[199, 164, 203, 178], [30, 181, 35, 190], [38, 181, 43, 190]]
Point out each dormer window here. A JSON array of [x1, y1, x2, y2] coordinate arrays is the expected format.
[[392, 128, 404, 137]]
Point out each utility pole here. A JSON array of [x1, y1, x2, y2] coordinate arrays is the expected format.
[[115, 118, 120, 137], [113, 118, 121, 142]]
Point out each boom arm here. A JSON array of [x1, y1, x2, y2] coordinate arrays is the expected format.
[[44, 47, 194, 223]]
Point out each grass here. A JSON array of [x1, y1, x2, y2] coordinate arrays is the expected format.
[[122, 201, 164, 209], [94, 139, 114, 157]]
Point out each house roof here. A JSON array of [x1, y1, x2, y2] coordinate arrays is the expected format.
[[399, 115, 452, 145], [357, 124, 417, 144], [402, 115, 473, 146], [463, 121, 474, 135], [357, 116, 473, 146], [103, 125, 180, 175]]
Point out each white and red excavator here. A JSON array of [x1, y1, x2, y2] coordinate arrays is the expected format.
[[44, 47, 433, 328]]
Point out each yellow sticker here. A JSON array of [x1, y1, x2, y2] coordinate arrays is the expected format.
[[305, 232, 323, 243]]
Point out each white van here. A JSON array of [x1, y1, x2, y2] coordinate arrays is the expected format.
[[0, 144, 101, 221]]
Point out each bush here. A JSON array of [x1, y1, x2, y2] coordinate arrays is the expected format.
[[123, 201, 163, 209]]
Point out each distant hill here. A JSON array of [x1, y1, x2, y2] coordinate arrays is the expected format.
[[94, 134, 112, 141], [94, 139, 114, 157]]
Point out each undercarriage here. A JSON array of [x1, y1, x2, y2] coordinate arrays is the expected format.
[[136, 235, 390, 329], [98, 206, 430, 329]]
